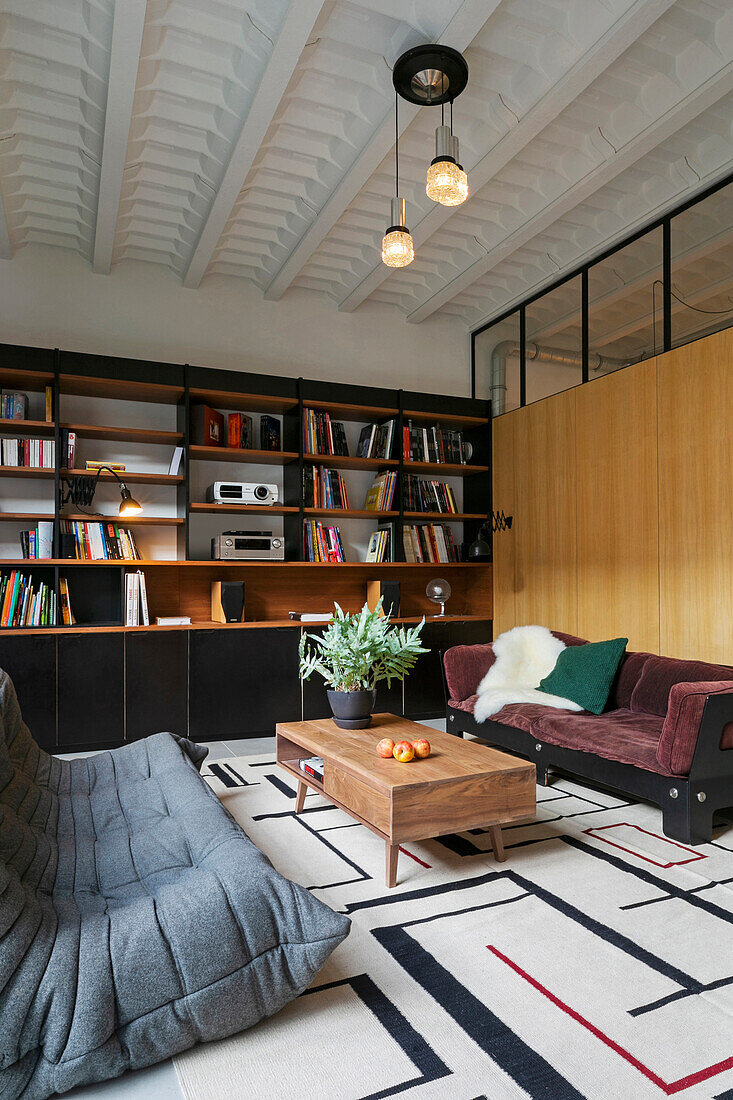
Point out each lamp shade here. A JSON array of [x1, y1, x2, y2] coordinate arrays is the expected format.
[[426, 126, 468, 206], [381, 196, 414, 267], [118, 485, 143, 516]]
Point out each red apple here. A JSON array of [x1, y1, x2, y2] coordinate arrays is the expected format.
[[393, 740, 414, 763], [412, 738, 431, 759], [376, 738, 395, 759]]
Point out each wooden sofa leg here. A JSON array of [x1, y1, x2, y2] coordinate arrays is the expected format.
[[661, 789, 714, 846]]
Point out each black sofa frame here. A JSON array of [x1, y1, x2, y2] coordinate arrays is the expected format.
[[442, 661, 733, 845]]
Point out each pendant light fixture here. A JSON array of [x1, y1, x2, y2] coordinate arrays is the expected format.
[[382, 45, 469, 266], [381, 92, 414, 268], [426, 100, 468, 207]]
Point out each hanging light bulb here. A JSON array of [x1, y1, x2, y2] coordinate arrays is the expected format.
[[382, 197, 414, 267], [382, 92, 414, 267], [426, 124, 468, 206]]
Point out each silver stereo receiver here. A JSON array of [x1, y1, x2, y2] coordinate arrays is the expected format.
[[212, 531, 284, 560], [206, 482, 279, 505]]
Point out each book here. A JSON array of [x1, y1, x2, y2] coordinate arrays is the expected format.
[[36, 520, 53, 559], [138, 570, 149, 626], [85, 460, 126, 472], [168, 446, 184, 475], [124, 573, 139, 626], [45, 385, 53, 423], [155, 616, 191, 626], [298, 756, 324, 782], [191, 403, 225, 446], [260, 414, 281, 451]]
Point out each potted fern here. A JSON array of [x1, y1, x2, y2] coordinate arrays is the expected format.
[[299, 601, 428, 728]]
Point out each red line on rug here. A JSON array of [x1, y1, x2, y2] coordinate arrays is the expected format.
[[487, 945, 733, 1095], [583, 823, 706, 868], [399, 846, 431, 869]]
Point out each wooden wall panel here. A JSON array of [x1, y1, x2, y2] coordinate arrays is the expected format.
[[491, 410, 518, 635], [513, 390, 578, 635], [658, 329, 733, 663], [576, 361, 660, 651]]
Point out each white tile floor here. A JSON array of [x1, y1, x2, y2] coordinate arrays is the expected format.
[[55, 720, 446, 1098]]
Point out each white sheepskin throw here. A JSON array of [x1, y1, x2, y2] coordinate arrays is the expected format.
[[473, 624, 584, 723]]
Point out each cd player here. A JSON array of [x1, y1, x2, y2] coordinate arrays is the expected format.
[[206, 482, 279, 505], [211, 532, 284, 560]]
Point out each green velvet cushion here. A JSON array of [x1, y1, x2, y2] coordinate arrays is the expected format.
[[539, 637, 628, 714]]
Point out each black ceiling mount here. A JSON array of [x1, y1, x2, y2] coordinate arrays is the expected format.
[[392, 44, 468, 106]]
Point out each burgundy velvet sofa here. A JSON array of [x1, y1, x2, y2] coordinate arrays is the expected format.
[[442, 632, 733, 844]]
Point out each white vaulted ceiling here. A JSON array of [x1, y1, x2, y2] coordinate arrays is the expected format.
[[1, 0, 733, 331]]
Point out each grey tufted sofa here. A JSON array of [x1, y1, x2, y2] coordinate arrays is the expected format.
[[0, 670, 349, 1099]]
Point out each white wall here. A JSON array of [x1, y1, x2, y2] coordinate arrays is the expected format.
[[0, 244, 470, 395]]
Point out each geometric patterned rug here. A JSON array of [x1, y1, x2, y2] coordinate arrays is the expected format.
[[173, 752, 733, 1100]]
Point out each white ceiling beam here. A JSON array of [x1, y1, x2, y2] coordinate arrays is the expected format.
[[92, 0, 147, 274], [262, 0, 496, 302], [0, 190, 11, 259], [406, 61, 733, 323], [339, 0, 678, 315], [182, 0, 327, 290]]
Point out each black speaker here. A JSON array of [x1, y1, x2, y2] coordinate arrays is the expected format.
[[366, 580, 400, 618], [211, 581, 245, 623]]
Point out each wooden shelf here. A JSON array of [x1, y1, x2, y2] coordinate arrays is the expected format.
[[189, 387, 296, 414], [0, 419, 55, 436], [304, 508, 399, 519], [304, 453, 398, 471], [61, 513, 184, 526], [189, 445, 298, 466], [189, 502, 299, 516], [0, 559, 491, 568], [304, 400, 399, 423], [0, 512, 54, 522], [403, 409, 489, 429], [403, 512, 485, 521], [61, 423, 184, 445], [61, 468, 184, 485], [60, 374, 184, 404], [0, 466, 54, 478], [0, 368, 53, 392], [403, 461, 488, 477]]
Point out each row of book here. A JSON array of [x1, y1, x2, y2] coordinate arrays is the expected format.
[[365, 470, 397, 511], [403, 423, 468, 465], [1, 438, 55, 468], [356, 420, 396, 461], [303, 521, 346, 562], [401, 475, 458, 513], [191, 404, 282, 451], [303, 408, 349, 456], [303, 466, 350, 509], [19, 521, 54, 559], [365, 526, 393, 562], [60, 519, 141, 560], [403, 523, 460, 563], [1, 389, 53, 421], [124, 570, 150, 626], [0, 569, 57, 626]]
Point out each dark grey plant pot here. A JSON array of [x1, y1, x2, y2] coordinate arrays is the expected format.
[[327, 688, 377, 730]]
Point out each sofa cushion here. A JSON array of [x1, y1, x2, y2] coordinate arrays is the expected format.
[[657, 679, 733, 775], [610, 651, 654, 709], [539, 637, 628, 714], [532, 708, 668, 774], [630, 655, 733, 716], [447, 697, 583, 734], [0, 671, 350, 1100]]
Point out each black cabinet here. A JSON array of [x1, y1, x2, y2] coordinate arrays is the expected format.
[[404, 619, 491, 719], [126, 631, 188, 741], [189, 627, 301, 740], [0, 634, 56, 749], [58, 633, 124, 749]]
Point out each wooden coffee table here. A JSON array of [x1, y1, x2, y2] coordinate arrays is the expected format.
[[276, 713, 536, 887]]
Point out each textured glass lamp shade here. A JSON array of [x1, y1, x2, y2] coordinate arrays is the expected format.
[[381, 197, 414, 267], [381, 228, 414, 267], [426, 158, 468, 206]]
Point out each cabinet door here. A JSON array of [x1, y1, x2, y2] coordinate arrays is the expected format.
[[0, 634, 56, 749], [513, 390, 578, 635], [126, 631, 188, 741], [58, 633, 124, 749], [576, 361, 659, 651], [189, 628, 301, 740], [404, 620, 492, 719]]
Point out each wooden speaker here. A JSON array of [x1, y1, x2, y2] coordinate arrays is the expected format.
[[366, 580, 400, 618], [211, 581, 245, 623]]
